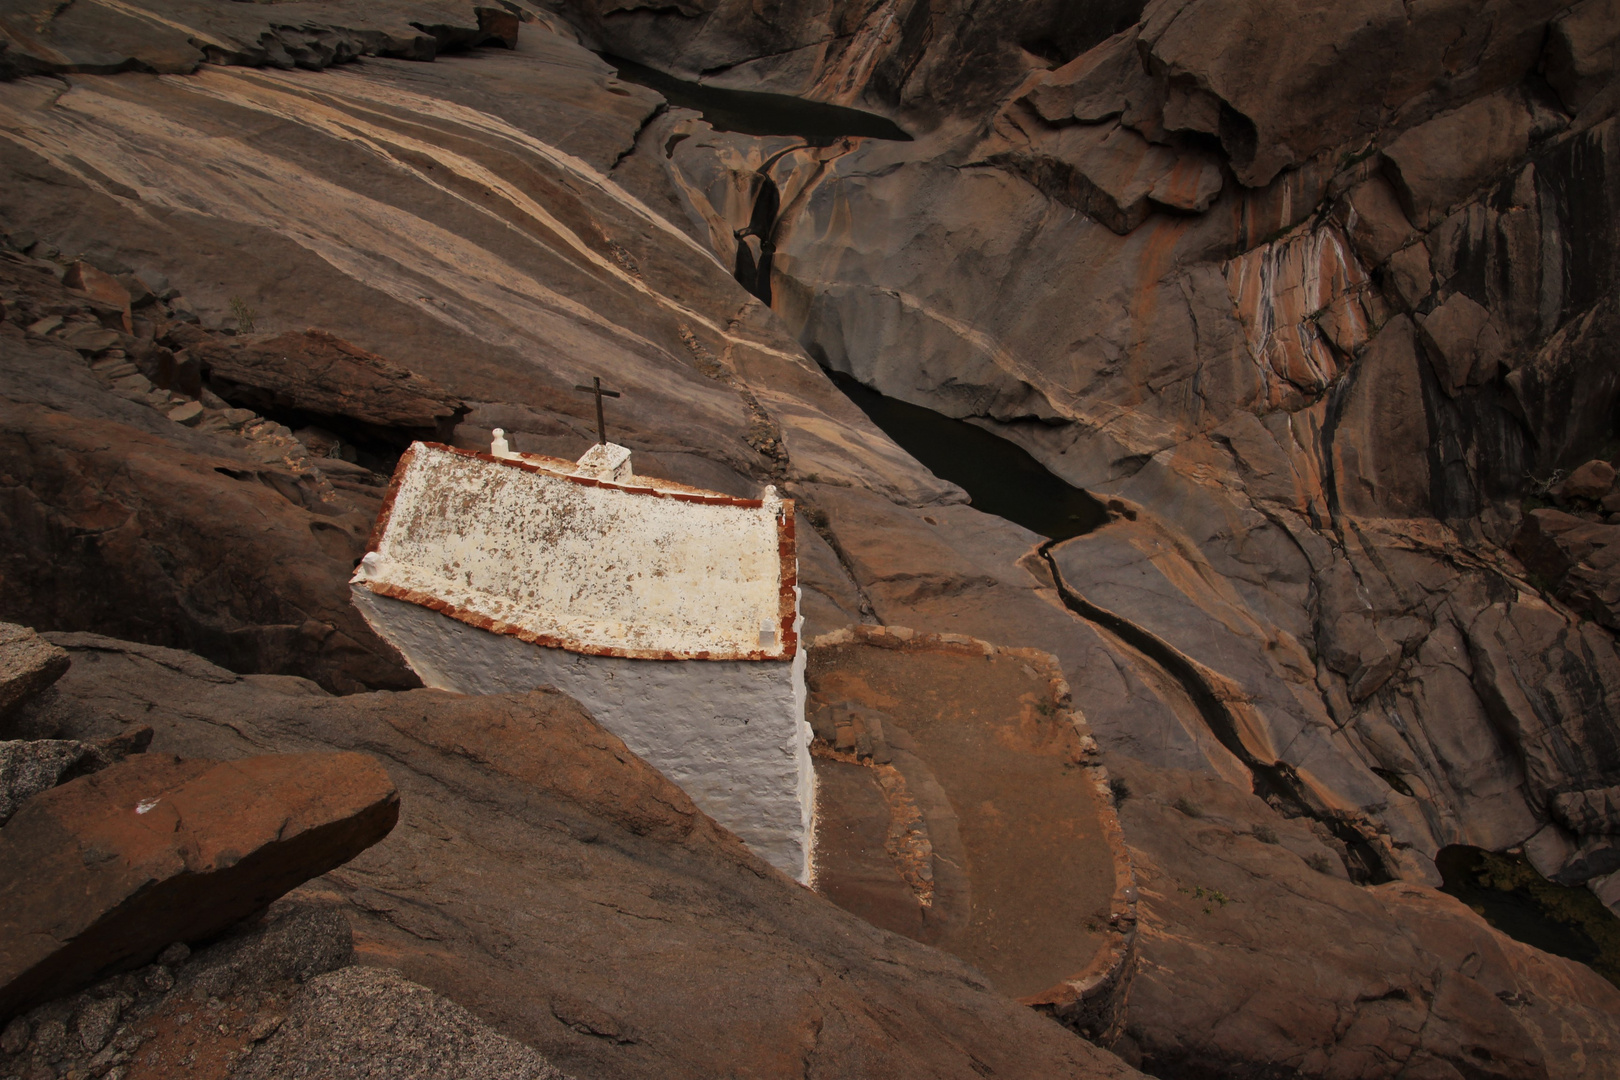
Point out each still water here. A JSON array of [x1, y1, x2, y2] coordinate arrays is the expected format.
[[1438, 845, 1620, 988], [826, 371, 1107, 541], [604, 56, 912, 143]]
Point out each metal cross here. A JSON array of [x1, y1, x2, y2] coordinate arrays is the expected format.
[[573, 376, 621, 445]]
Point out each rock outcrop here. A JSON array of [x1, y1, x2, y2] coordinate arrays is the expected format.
[[0, 750, 400, 1020], [4, 2, 1620, 1074], [0, 623, 68, 718], [9, 631, 1146, 1080], [0, 900, 575, 1080], [179, 327, 466, 445], [1112, 757, 1620, 1078], [0, 0, 524, 79]]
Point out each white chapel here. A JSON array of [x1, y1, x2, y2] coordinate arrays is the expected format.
[[350, 435, 814, 881]]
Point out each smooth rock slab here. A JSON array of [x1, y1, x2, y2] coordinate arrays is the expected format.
[[0, 751, 399, 1021]]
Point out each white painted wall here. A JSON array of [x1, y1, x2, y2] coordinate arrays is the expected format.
[[354, 588, 815, 882]]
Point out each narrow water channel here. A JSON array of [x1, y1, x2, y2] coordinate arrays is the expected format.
[[1438, 845, 1620, 988], [604, 56, 913, 142], [825, 370, 1107, 541]]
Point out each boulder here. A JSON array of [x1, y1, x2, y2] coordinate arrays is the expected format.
[[60, 262, 129, 333], [1416, 291, 1506, 392], [0, 624, 69, 718], [993, 121, 1223, 234], [1564, 459, 1618, 500], [1021, 31, 1149, 124], [1339, 176, 1416, 266], [1138, 0, 1568, 188], [1552, 785, 1620, 835], [0, 751, 400, 1020], [1382, 89, 1540, 227], [1467, 595, 1620, 846], [184, 328, 465, 443], [1543, 0, 1620, 114], [0, 0, 523, 78], [1330, 317, 1433, 516], [1512, 508, 1620, 630], [1385, 241, 1433, 309]]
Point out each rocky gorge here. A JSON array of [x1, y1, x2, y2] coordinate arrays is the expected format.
[[3, 0, 1620, 1076]]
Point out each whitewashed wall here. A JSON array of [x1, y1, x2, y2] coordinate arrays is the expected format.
[[354, 588, 814, 882]]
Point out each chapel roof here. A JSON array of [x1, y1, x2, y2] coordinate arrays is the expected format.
[[354, 442, 798, 661]]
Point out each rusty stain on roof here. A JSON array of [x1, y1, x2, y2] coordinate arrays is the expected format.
[[357, 442, 798, 661]]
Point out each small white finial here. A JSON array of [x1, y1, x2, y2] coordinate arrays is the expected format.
[[491, 428, 512, 459], [353, 551, 384, 583], [762, 484, 782, 519]]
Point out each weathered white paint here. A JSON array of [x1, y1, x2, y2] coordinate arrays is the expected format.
[[351, 441, 812, 880], [353, 587, 814, 881], [359, 443, 791, 659], [573, 441, 633, 482]]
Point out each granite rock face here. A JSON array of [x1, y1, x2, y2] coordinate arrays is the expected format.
[[1112, 758, 1620, 1079], [620, 0, 1620, 907], [0, 739, 116, 825], [0, 750, 400, 1020], [0, 0, 524, 79], [10, 632, 1146, 1080], [0, 900, 577, 1080], [237, 966, 571, 1080], [3, 2, 1620, 1075], [0, 623, 69, 718], [182, 327, 467, 443]]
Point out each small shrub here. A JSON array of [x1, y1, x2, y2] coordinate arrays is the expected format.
[[1306, 852, 1334, 875], [228, 296, 258, 332], [1109, 776, 1131, 806], [1252, 824, 1278, 845], [1173, 795, 1204, 818]]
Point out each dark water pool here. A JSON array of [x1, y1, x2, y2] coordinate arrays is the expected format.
[[827, 370, 1107, 541], [1437, 845, 1620, 988], [604, 55, 912, 143]]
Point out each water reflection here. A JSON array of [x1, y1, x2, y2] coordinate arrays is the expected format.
[[826, 371, 1107, 541]]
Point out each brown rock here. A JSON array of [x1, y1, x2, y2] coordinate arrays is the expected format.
[[1384, 241, 1433, 309], [1564, 459, 1618, 500], [1512, 508, 1620, 632], [1416, 291, 1506, 392], [23, 634, 1145, 1080], [1021, 30, 1152, 124], [994, 121, 1223, 234], [1115, 757, 1620, 1078], [0, 624, 70, 718], [1139, 0, 1567, 188], [1468, 592, 1620, 845], [1340, 176, 1415, 266], [0, 739, 111, 825], [1383, 88, 1539, 227], [61, 262, 130, 333], [0, 751, 399, 1021], [1553, 784, 1620, 835], [1544, 0, 1620, 114], [0, 356, 414, 693], [188, 329, 465, 441], [1331, 316, 1432, 515]]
